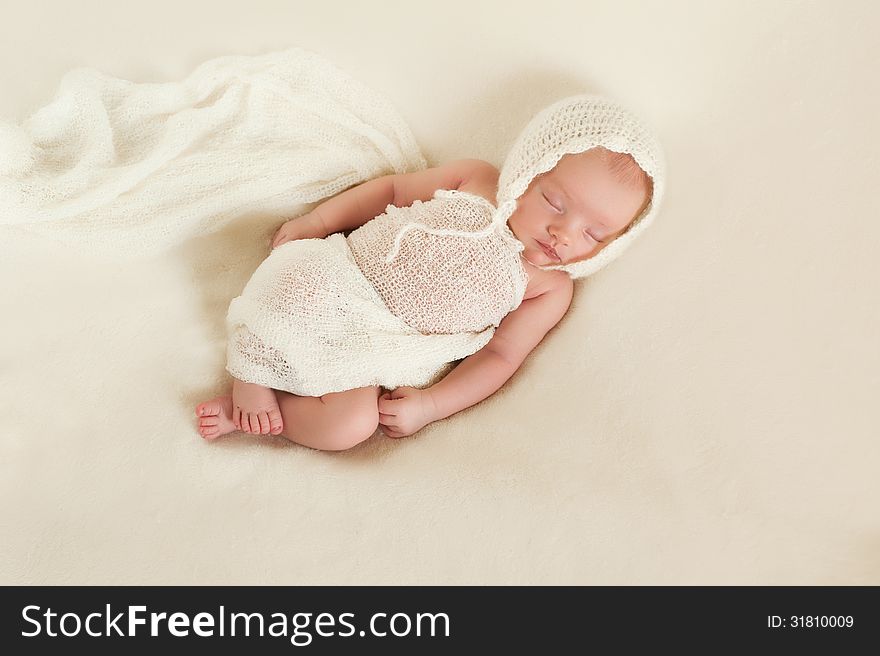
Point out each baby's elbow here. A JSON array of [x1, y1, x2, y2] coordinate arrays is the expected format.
[[485, 344, 528, 373], [459, 159, 500, 187]]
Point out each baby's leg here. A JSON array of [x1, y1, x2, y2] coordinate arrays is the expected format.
[[274, 386, 382, 451], [195, 384, 380, 449]]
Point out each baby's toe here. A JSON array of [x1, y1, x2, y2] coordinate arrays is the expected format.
[[257, 411, 271, 434], [246, 412, 260, 434], [196, 399, 221, 418], [199, 417, 219, 428], [254, 412, 269, 434], [268, 409, 283, 435]]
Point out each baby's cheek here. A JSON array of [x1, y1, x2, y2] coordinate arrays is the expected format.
[[589, 240, 611, 258]]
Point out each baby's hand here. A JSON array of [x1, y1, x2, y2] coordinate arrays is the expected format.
[[271, 212, 328, 250], [377, 386, 438, 438]]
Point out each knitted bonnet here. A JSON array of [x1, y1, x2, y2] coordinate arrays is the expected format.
[[495, 94, 666, 279]]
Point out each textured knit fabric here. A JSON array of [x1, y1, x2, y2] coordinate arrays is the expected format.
[[226, 189, 529, 395], [228, 92, 668, 395], [349, 189, 528, 334], [225, 231, 505, 396], [496, 94, 666, 279], [0, 49, 667, 398], [0, 48, 426, 257]]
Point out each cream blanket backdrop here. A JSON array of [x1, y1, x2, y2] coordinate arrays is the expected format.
[[1, 0, 877, 584]]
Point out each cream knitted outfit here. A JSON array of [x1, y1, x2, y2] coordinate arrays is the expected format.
[[225, 188, 529, 395], [225, 90, 669, 396], [0, 49, 665, 397]]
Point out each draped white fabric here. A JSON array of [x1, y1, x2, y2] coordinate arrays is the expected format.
[[0, 48, 426, 258]]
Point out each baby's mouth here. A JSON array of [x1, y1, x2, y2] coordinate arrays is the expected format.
[[537, 240, 560, 262]]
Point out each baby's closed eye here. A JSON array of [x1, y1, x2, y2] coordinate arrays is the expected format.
[[542, 193, 563, 213]]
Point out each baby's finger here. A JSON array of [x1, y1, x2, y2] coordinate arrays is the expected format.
[[378, 411, 396, 422]]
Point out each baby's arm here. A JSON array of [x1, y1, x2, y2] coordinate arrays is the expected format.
[[273, 159, 495, 246], [426, 275, 575, 422], [273, 174, 396, 247]]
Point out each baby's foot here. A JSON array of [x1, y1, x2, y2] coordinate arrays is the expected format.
[[194, 396, 238, 440], [232, 379, 284, 436]]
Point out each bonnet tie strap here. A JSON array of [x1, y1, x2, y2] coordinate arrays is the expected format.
[[383, 199, 521, 264]]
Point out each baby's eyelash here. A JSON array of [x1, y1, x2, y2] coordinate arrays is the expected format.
[[542, 194, 562, 213]]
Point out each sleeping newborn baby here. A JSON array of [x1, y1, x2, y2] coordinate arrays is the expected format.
[[195, 95, 665, 450]]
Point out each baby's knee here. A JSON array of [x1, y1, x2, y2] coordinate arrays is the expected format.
[[319, 405, 379, 451]]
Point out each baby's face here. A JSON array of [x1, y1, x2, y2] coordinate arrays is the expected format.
[[507, 150, 649, 267]]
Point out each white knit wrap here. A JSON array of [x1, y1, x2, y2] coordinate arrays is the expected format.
[[0, 53, 666, 396], [0, 48, 426, 256], [495, 94, 666, 279]]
